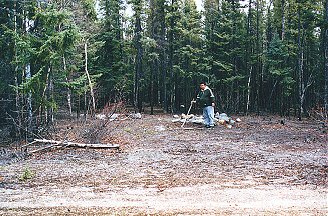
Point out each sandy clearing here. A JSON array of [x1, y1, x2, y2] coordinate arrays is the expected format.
[[1, 184, 327, 214]]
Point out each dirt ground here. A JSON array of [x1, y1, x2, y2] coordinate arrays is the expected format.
[[0, 114, 327, 215]]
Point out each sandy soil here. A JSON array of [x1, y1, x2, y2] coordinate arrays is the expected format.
[[0, 114, 327, 215]]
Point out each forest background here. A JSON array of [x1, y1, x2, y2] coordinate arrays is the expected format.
[[0, 0, 327, 140]]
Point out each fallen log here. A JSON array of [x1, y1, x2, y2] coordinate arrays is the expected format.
[[33, 139, 120, 149], [29, 143, 62, 154], [25, 139, 120, 154], [21, 140, 38, 148], [26, 139, 120, 154]]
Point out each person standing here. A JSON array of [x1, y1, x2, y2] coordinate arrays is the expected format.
[[192, 82, 215, 128]]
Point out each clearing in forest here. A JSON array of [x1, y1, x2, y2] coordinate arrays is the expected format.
[[0, 115, 327, 215]]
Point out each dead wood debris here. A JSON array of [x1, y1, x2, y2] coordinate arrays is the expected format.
[[26, 139, 120, 154]]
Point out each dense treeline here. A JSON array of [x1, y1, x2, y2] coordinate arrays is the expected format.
[[0, 0, 327, 139]]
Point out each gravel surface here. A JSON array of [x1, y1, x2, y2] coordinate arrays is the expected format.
[[0, 115, 327, 215]]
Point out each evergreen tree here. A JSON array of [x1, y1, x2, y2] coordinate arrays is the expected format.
[[174, 0, 203, 110], [130, 0, 144, 112], [204, 0, 247, 113], [96, 0, 130, 105], [0, 0, 327, 139]]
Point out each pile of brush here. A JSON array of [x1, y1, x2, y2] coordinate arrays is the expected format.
[[171, 112, 241, 128]]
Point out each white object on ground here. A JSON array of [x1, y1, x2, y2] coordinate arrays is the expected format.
[[155, 125, 166, 132], [96, 114, 107, 120], [109, 113, 120, 121], [131, 113, 142, 119]]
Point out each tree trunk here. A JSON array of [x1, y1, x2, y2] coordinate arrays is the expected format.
[[246, 66, 253, 114], [40, 72, 49, 125], [150, 0, 155, 115], [281, 0, 285, 41], [297, 2, 304, 120], [63, 55, 72, 115], [325, 0, 328, 117], [256, 0, 260, 114], [26, 64, 32, 134], [14, 3, 21, 137], [46, 66, 54, 124], [162, 54, 167, 113], [84, 40, 96, 117], [24, 8, 33, 138], [168, 0, 174, 112], [150, 60, 154, 115], [134, 6, 143, 113], [84, 89, 87, 120], [246, 0, 253, 114]]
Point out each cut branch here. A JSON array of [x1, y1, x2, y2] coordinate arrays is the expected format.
[[26, 139, 120, 154], [33, 139, 120, 149]]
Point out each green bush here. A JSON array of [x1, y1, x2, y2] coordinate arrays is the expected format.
[[19, 167, 34, 181]]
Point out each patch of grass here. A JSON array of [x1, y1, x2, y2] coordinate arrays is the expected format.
[[144, 129, 155, 135], [124, 127, 132, 133], [19, 167, 34, 181]]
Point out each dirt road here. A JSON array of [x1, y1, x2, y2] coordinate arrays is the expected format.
[[0, 115, 327, 215]]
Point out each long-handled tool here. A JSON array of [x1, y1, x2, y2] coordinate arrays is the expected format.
[[181, 100, 194, 128]]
